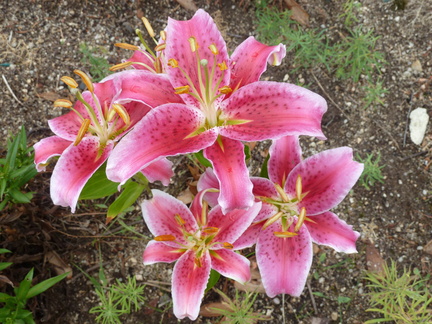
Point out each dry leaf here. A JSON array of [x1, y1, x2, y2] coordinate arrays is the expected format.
[[136, 8, 144, 19], [176, 187, 194, 204], [45, 251, 73, 279], [0, 275, 14, 287], [424, 240, 432, 255], [37, 91, 61, 102], [235, 257, 266, 293], [200, 301, 232, 317], [365, 242, 385, 275], [310, 317, 331, 324], [284, 0, 310, 27], [175, 0, 198, 11]]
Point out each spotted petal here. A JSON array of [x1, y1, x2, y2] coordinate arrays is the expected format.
[[143, 240, 183, 265], [165, 9, 230, 107], [50, 136, 113, 213], [219, 81, 327, 141], [285, 147, 364, 215], [141, 158, 173, 186], [210, 249, 251, 284], [196, 167, 220, 207], [106, 103, 218, 185], [306, 212, 360, 253], [172, 250, 211, 320], [229, 36, 286, 90], [204, 137, 254, 213], [256, 221, 312, 297], [34, 136, 71, 171]]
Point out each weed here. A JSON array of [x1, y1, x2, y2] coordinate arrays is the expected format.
[[363, 260, 432, 323], [0, 126, 37, 211], [340, 0, 362, 27], [0, 249, 68, 324], [356, 152, 385, 190], [79, 43, 112, 82], [362, 79, 389, 109]]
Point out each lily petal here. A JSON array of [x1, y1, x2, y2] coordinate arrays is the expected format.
[[204, 137, 254, 213], [141, 158, 173, 186], [165, 9, 230, 107], [268, 136, 302, 187], [125, 48, 157, 72], [143, 240, 183, 265], [207, 202, 262, 244], [285, 147, 364, 215], [141, 190, 198, 246], [219, 81, 327, 141], [256, 221, 312, 297], [306, 212, 360, 253], [106, 103, 218, 185], [172, 250, 211, 320], [210, 249, 251, 284], [230, 36, 286, 90], [233, 222, 262, 250], [251, 177, 279, 200], [50, 136, 113, 213], [196, 167, 220, 207], [34, 136, 72, 171]]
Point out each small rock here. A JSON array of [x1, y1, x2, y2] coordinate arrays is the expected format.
[[411, 59, 422, 72], [272, 297, 280, 305], [409, 108, 429, 145], [331, 312, 338, 321], [135, 274, 143, 281]]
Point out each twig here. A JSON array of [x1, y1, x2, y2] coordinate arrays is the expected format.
[[399, 150, 428, 161], [311, 72, 350, 120], [307, 280, 318, 314], [282, 293, 286, 324], [2, 74, 24, 105]]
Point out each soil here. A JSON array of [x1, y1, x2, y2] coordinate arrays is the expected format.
[[1, 0, 431, 323]]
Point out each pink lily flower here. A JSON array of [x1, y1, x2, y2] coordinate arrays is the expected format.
[[199, 136, 363, 297], [142, 189, 262, 320], [106, 9, 327, 214], [34, 70, 183, 212]]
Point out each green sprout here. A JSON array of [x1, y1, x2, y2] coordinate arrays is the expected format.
[[356, 152, 385, 190]]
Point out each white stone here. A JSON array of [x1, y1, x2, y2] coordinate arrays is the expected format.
[[409, 108, 429, 145]]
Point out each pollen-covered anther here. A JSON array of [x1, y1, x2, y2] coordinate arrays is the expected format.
[[296, 174, 303, 202], [174, 214, 186, 226], [188, 36, 198, 52], [217, 61, 228, 71], [160, 30, 167, 41], [155, 43, 166, 52], [60, 76, 78, 88], [73, 119, 91, 146], [154, 234, 176, 241], [53, 99, 73, 108], [218, 86, 232, 94], [202, 227, 219, 235], [262, 211, 283, 230], [112, 103, 130, 125], [222, 242, 234, 250], [109, 61, 133, 72], [73, 70, 94, 93], [274, 184, 289, 202], [194, 257, 203, 268], [168, 58, 179, 68], [294, 207, 307, 232], [208, 44, 218, 55], [174, 85, 190, 94], [274, 231, 298, 238], [141, 17, 155, 38], [114, 43, 139, 51]]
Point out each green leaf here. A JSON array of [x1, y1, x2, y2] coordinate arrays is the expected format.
[[0, 262, 13, 271], [205, 269, 220, 292], [4, 128, 21, 174], [106, 181, 145, 221], [79, 164, 119, 200], [8, 188, 32, 204], [259, 154, 269, 178], [0, 197, 9, 211], [0, 178, 7, 198], [244, 144, 251, 161], [0, 292, 12, 302], [0, 249, 12, 254], [10, 164, 37, 184], [312, 292, 325, 298], [26, 272, 69, 299], [194, 151, 212, 168], [337, 296, 351, 304], [16, 268, 34, 302]]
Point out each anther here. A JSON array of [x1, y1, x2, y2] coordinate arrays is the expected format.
[[73, 119, 91, 146], [218, 61, 228, 71], [294, 207, 307, 232], [109, 61, 133, 72], [141, 17, 155, 38], [160, 30, 167, 41], [155, 43, 166, 52], [168, 58, 179, 68], [112, 103, 130, 125], [274, 184, 289, 203], [202, 227, 219, 235], [194, 257, 203, 268], [174, 85, 190, 94], [296, 174, 303, 201], [114, 43, 139, 51], [73, 70, 94, 93], [218, 86, 232, 94], [174, 214, 186, 226], [222, 242, 234, 249], [154, 234, 176, 241], [262, 211, 283, 230], [274, 231, 298, 238], [208, 44, 218, 55], [188, 37, 198, 52], [60, 76, 78, 88], [53, 99, 73, 108]]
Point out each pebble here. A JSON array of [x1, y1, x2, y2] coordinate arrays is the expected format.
[[135, 274, 143, 281], [273, 297, 281, 305], [409, 108, 429, 145], [331, 312, 338, 321]]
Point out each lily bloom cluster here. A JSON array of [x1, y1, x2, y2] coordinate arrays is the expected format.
[[34, 9, 363, 321]]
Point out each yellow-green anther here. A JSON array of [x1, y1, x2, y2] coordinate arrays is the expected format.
[[174, 85, 190, 94], [74, 70, 94, 93], [208, 44, 218, 55], [168, 58, 179, 68], [73, 119, 91, 146], [262, 211, 283, 230], [141, 17, 155, 38], [296, 174, 303, 202], [53, 98, 73, 108], [274, 183, 289, 203], [154, 234, 176, 241], [60, 76, 78, 88], [112, 103, 130, 125], [274, 231, 298, 238], [188, 37, 198, 52], [294, 207, 307, 232], [109, 61, 133, 71], [114, 43, 139, 51]]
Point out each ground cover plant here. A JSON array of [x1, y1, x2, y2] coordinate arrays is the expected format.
[[1, 0, 431, 323]]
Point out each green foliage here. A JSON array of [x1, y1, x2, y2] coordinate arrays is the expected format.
[[362, 79, 389, 109], [79, 43, 112, 82], [0, 126, 37, 211], [356, 152, 385, 190], [363, 260, 432, 323], [339, 0, 361, 27], [0, 250, 68, 324]]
